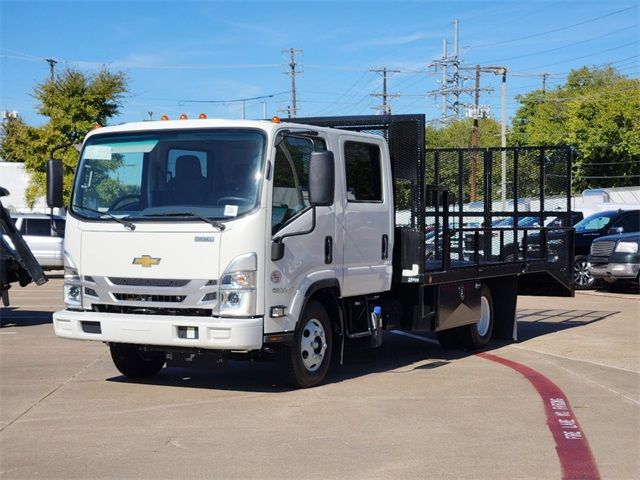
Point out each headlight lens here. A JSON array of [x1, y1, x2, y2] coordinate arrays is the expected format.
[[615, 242, 639, 253], [221, 271, 255, 289], [63, 266, 82, 308], [218, 253, 257, 317]]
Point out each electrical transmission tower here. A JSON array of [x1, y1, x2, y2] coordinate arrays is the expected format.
[[281, 48, 303, 118], [427, 19, 477, 124], [370, 66, 400, 115]]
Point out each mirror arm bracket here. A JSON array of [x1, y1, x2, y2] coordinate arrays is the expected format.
[[271, 207, 317, 261]]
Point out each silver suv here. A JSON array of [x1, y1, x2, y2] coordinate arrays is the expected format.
[[4, 214, 65, 270]]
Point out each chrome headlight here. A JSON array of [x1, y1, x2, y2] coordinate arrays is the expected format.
[[615, 242, 638, 253], [63, 253, 82, 309], [218, 253, 257, 317]]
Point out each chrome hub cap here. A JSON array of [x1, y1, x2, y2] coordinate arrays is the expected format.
[[476, 295, 490, 337], [574, 260, 593, 287], [300, 318, 327, 372]]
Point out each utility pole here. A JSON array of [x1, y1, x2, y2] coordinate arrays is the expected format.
[[370, 66, 400, 114], [470, 65, 481, 202], [283, 48, 302, 118], [441, 39, 448, 123], [45, 58, 57, 81], [452, 19, 460, 117], [541, 72, 550, 93]]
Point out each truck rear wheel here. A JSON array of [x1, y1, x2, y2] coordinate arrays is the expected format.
[[109, 343, 166, 378], [275, 301, 333, 388], [459, 285, 494, 349], [437, 285, 494, 350]]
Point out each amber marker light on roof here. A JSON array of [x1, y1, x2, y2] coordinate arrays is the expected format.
[[271, 116, 281, 123], [199, 113, 207, 119], [92, 123, 102, 130], [161, 115, 169, 121], [179, 114, 188, 120]]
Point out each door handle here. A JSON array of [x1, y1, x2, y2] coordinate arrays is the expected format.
[[325, 236, 333, 264], [382, 234, 389, 260]]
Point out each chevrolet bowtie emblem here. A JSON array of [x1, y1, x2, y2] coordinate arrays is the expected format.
[[132, 255, 161, 268]]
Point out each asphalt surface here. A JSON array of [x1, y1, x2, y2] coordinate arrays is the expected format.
[[1, 275, 638, 479]]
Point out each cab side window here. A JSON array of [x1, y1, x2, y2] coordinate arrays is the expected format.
[[614, 213, 640, 233], [271, 135, 325, 233], [344, 142, 382, 202]]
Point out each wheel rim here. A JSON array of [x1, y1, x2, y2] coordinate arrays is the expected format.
[[574, 260, 593, 287], [300, 318, 327, 372], [477, 295, 490, 337]]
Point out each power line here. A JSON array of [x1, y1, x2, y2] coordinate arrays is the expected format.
[[469, 4, 638, 49], [482, 24, 638, 64], [527, 41, 639, 70]]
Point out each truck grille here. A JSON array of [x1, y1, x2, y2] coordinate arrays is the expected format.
[[590, 241, 615, 257], [113, 293, 186, 303], [108, 277, 191, 287], [93, 304, 212, 316]]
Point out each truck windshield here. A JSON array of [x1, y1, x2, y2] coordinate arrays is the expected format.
[[574, 211, 616, 232], [71, 129, 265, 221]]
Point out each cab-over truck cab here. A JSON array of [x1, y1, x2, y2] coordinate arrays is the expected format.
[[48, 118, 394, 387]]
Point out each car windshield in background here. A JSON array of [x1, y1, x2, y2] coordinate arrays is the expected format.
[[71, 129, 265, 221], [574, 211, 617, 232]]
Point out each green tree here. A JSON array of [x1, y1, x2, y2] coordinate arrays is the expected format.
[[424, 118, 502, 202], [425, 117, 501, 149], [0, 67, 127, 206], [510, 66, 640, 191]]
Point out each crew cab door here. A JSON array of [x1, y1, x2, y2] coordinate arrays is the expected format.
[[338, 135, 393, 297]]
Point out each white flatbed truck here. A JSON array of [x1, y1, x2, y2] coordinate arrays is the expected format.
[[47, 114, 574, 387]]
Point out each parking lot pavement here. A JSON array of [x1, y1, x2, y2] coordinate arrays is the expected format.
[[1, 278, 638, 479]]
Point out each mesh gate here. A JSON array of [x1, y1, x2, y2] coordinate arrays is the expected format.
[[426, 147, 573, 270]]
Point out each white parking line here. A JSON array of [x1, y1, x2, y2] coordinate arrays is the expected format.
[[389, 329, 440, 345]]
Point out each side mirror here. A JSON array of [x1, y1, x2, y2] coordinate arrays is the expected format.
[[46, 159, 64, 208], [608, 226, 624, 235], [308, 151, 334, 207]]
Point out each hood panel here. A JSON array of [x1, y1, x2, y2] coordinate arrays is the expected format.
[[81, 231, 220, 279]]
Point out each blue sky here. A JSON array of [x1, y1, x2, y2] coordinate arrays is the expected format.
[[1, 0, 638, 126]]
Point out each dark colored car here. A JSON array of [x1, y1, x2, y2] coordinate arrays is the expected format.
[[573, 209, 640, 289], [588, 232, 639, 290]]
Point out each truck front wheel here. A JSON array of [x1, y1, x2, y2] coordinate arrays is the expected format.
[[109, 343, 166, 378], [275, 301, 333, 388]]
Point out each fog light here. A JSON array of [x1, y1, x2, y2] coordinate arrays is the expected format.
[[227, 292, 241, 306]]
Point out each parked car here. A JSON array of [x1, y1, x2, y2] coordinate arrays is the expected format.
[[573, 209, 639, 289], [588, 232, 639, 290], [2, 214, 65, 270]]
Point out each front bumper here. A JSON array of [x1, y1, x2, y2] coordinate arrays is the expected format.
[[53, 310, 263, 351], [588, 262, 640, 280]]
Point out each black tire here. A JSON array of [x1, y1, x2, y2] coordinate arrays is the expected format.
[[275, 301, 333, 388], [109, 343, 166, 378], [457, 284, 494, 350], [573, 255, 596, 290]]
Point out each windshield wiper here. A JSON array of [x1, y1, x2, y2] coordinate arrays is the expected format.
[[143, 212, 226, 231], [73, 205, 136, 231]]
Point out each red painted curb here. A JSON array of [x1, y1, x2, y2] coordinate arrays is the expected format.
[[478, 352, 601, 480]]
